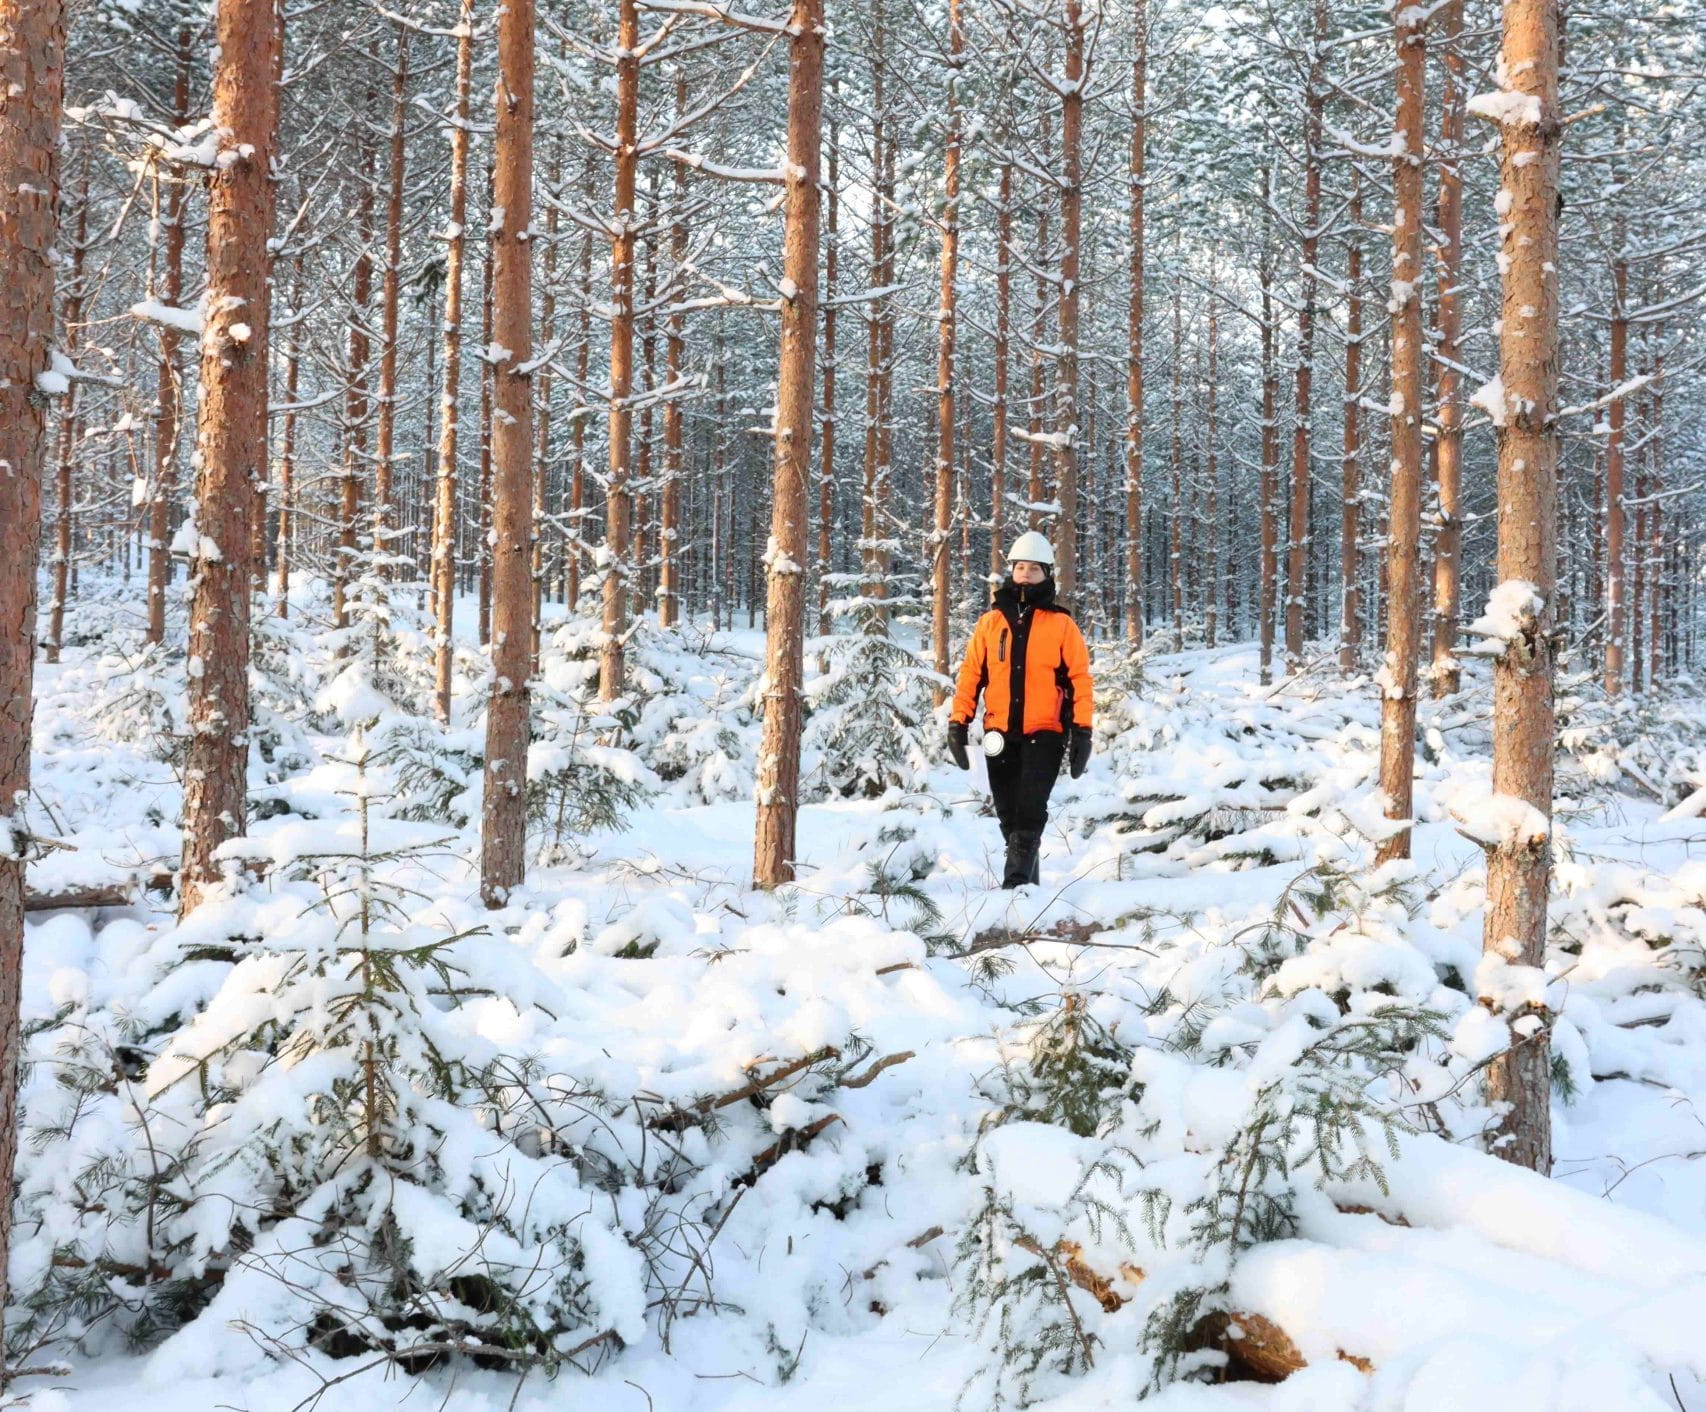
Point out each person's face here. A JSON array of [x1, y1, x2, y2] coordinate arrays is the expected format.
[[1011, 560, 1046, 585]]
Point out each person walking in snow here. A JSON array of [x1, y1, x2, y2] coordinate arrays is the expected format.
[[948, 532, 1094, 889]]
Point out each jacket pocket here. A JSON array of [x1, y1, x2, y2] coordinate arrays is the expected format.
[[998, 629, 1008, 663]]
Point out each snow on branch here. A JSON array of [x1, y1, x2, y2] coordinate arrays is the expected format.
[[634, 0, 789, 34]]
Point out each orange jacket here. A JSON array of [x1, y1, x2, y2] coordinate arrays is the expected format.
[[952, 597, 1094, 736]]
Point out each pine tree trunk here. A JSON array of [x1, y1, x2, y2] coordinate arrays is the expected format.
[[568, 157, 594, 613], [599, 0, 639, 699], [432, 0, 474, 724], [276, 257, 303, 616], [46, 156, 87, 664], [1258, 168, 1279, 685], [930, 0, 963, 698], [1285, 0, 1326, 669], [1169, 278, 1183, 644], [1124, 1, 1147, 647], [1052, 0, 1085, 598], [145, 25, 192, 646], [179, 0, 280, 916], [375, 25, 409, 581], [533, 124, 561, 668], [659, 76, 688, 630], [990, 156, 1013, 581], [1480, 0, 1559, 1178], [480, 0, 535, 907], [1204, 266, 1219, 649], [753, 0, 823, 889], [1429, 0, 1465, 694], [476, 190, 495, 644], [1375, 2, 1426, 867], [0, 0, 66, 1370], [335, 136, 376, 636], [1338, 176, 1362, 674], [1605, 248, 1627, 694], [818, 114, 839, 636]]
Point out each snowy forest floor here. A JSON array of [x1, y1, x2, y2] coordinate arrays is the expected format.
[[14, 580, 1706, 1412]]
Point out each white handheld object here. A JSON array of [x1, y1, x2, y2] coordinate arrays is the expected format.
[[983, 730, 1006, 758]]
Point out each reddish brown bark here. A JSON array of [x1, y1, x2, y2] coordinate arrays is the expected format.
[[1376, 5, 1427, 867], [481, 0, 535, 907], [1479, 0, 1560, 1177], [990, 157, 1013, 582], [0, 0, 66, 1368], [930, 0, 963, 696], [1285, 0, 1326, 668], [375, 25, 409, 580], [1052, 0, 1086, 599], [476, 184, 495, 644], [1429, 0, 1465, 694], [599, 0, 639, 699], [753, 0, 823, 889], [275, 257, 303, 617], [179, 0, 281, 915], [146, 25, 193, 647], [46, 153, 87, 664], [432, 0, 474, 724], [818, 115, 840, 636], [1124, 3, 1147, 646], [1339, 176, 1363, 673]]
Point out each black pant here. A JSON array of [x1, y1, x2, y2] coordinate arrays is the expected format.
[[986, 730, 1065, 838]]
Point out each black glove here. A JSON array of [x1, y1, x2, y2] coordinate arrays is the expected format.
[[1068, 724, 1092, 779], [948, 721, 970, 771]]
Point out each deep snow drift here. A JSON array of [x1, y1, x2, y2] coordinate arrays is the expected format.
[[12, 581, 1706, 1412]]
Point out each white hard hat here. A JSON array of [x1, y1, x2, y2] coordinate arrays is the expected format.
[[1006, 530, 1055, 566]]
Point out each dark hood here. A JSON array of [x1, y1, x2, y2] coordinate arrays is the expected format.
[[993, 572, 1057, 612]]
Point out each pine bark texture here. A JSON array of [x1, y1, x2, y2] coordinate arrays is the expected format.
[[1285, 0, 1326, 669], [1481, 0, 1560, 1177], [146, 27, 192, 646], [179, 0, 279, 916], [929, 0, 962, 696], [1429, 0, 1465, 695], [1124, 2, 1147, 647], [481, 0, 536, 907], [0, 0, 66, 1369], [1376, 5, 1426, 867], [599, 0, 640, 701], [432, 0, 474, 724], [753, 0, 823, 889]]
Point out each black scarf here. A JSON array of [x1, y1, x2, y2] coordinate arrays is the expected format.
[[993, 572, 1056, 614]]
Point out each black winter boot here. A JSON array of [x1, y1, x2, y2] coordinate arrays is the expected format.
[[1003, 830, 1042, 889]]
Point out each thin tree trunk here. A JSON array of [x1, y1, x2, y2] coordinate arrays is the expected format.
[[1375, 1, 1426, 866], [930, 0, 963, 699], [1259, 166, 1278, 685], [46, 154, 87, 664], [1169, 278, 1183, 644], [375, 25, 409, 581], [0, 0, 66, 1371], [335, 135, 376, 636], [659, 75, 688, 630], [432, 0, 474, 724], [568, 156, 593, 612], [753, 0, 823, 889], [818, 113, 839, 636], [179, 0, 280, 915], [533, 123, 560, 668], [1605, 246, 1627, 694], [276, 257, 303, 616], [599, 0, 639, 699], [1052, 0, 1085, 598], [476, 182, 495, 644], [1429, 0, 1465, 693], [481, 0, 535, 907], [990, 157, 1013, 582], [1480, 0, 1559, 1178], [1204, 264, 1219, 649], [1285, 0, 1326, 669], [1339, 175, 1363, 673], [1124, 1, 1146, 646]]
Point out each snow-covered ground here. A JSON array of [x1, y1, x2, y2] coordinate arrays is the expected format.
[[13, 581, 1706, 1412]]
